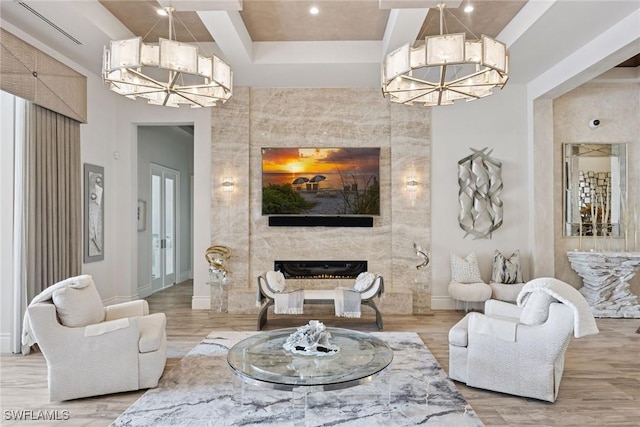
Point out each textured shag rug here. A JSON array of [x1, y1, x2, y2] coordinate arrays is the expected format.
[[114, 331, 483, 426]]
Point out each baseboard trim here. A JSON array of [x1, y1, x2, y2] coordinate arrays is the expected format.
[[0, 333, 13, 354], [137, 283, 153, 299], [178, 270, 191, 283], [192, 295, 210, 310], [102, 295, 135, 306]]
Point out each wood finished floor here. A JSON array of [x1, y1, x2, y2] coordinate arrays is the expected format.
[[1, 280, 639, 426]]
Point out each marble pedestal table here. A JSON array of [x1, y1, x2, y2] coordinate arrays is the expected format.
[[207, 279, 227, 312], [567, 251, 640, 318]]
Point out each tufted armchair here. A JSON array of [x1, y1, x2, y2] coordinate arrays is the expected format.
[[24, 275, 167, 401], [448, 278, 598, 402]]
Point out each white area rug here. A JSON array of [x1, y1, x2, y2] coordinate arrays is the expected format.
[[114, 331, 483, 426]]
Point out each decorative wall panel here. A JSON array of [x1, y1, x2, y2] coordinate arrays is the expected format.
[[457, 147, 503, 239]]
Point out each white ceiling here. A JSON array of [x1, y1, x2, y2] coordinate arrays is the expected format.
[[1, 0, 638, 90]]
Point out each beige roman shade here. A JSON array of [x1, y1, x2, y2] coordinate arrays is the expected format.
[[0, 28, 87, 123]]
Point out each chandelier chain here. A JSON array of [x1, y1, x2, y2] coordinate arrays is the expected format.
[[443, 6, 480, 40], [171, 12, 212, 56]]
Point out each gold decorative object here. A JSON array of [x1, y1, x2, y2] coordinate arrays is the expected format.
[[205, 245, 231, 281]]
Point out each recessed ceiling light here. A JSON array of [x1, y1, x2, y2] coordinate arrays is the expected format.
[[157, 7, 168, 16], [463, 4, 474, 13], [309, 6, 319, 15]]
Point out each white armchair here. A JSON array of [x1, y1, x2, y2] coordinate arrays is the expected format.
[[25, 275, 167, 401], [448, 278, 599, 402]]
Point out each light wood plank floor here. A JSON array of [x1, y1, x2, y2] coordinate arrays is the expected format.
[[1, 280, 638, 426]]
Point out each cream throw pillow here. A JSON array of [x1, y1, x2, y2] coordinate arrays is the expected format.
[[450, 252, 483, 284], [52, 278, 105, 327], [266, 271, 286, 292]]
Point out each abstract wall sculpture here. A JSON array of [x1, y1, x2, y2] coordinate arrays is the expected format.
[[457, 147, 503, 239], [84, 164, 104, 262]]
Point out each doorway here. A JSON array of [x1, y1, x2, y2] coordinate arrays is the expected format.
[[137, 125, 193, 297], [151, 164, 179, 292]]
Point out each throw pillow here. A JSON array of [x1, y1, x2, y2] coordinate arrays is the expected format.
[[519, 292, 557, 325], [52, 277, 105, 327], [450, 252, 483, 284], [354, 272, 375, 292], [491, 250, 524, 284], [266, 270, 286, 292]]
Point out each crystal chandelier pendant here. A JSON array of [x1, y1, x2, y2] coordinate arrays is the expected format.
[[102, 7, 232, 108], [381, 2, 508, 107]]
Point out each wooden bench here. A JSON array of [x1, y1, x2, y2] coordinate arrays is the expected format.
[[256, 274, 385, 331]]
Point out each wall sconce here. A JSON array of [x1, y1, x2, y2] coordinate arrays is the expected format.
[[222, 177, 235, 192], [406, 178, 419, 205]]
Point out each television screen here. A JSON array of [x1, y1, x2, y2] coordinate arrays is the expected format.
[[262, 147, 380, 216]]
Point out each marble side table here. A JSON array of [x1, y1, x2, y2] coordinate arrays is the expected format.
[[567, 251, 640, 318]]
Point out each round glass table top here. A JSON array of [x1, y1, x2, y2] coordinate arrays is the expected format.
[[227, 327, 393, 391]]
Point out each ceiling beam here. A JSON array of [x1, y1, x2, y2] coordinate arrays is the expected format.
[[381, 8, 429, 57], [197, 10, 253, 65]]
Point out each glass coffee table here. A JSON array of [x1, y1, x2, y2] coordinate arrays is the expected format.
[[227, 327, 393, 392]]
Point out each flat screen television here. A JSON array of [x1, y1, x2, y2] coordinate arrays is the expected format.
[[262, 147, 380, 216]]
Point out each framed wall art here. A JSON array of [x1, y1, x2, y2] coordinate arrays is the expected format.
[[84, 163, 104, 262]]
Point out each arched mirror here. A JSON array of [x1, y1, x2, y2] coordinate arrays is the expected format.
[[563, 143, 627, 237]]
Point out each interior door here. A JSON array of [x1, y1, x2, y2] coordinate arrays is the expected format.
[[151, 164, 179, 292]]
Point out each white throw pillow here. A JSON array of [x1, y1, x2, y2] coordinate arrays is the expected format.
[[450, 252, 483, 284], [266, 271, 286, 292], [491, 250, 524, 284], [354, 272, 375, 292], [52, 277, 105, 327], [520, 292, 557, 325]]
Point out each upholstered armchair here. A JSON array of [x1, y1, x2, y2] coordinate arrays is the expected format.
[[448, 278, 598, 402], [24, 275, 167, 401]]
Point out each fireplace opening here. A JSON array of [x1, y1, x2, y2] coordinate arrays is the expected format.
[[274, 260, 367, 279]]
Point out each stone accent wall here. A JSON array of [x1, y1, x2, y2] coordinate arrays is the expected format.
[[210, 88, 431, 314]]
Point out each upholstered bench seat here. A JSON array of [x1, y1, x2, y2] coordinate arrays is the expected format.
[[256, 273, 384, 331]]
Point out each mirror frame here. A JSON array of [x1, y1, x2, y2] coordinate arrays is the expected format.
[[563, 143, 627, 237]]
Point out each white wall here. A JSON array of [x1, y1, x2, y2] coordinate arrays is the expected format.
[[79, 71, 209, 305], [431, 84, 529, 309], [1, 92, 17, 352], [137, 125, 194, 296]]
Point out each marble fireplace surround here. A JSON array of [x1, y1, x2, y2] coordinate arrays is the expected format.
[[210, 88, 431, 315]]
